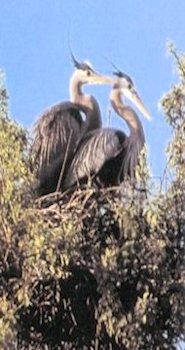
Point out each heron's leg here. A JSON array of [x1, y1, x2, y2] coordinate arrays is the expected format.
[[86, 172, 93, 189], [94, 175, 102, 189], [74, 167, 80, 189]]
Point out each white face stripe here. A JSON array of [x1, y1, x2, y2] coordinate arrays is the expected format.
[[118, 76, 135, 90], [122, 87, 133, 100]]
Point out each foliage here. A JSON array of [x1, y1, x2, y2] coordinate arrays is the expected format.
[[0, 47, 185, 350]]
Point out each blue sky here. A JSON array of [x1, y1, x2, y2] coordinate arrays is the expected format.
[[0, 0, 185, 178]]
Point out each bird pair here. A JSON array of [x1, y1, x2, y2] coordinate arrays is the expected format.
[[32, 56, 150, 196]]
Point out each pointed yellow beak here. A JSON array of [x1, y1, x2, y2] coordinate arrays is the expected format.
[[125, 89, 152, 120], [89, 72, 113, 85], [130, 89, 151, 120], [122, 87, 151, 120]]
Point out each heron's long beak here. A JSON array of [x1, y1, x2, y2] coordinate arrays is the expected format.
[[124, 88, 151, 120], [90, 73, 113, 85]]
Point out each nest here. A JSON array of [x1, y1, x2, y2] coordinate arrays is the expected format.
[[1, 186, 184, 349]]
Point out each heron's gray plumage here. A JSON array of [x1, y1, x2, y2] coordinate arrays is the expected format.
[[118, 133, 145, 180], [32, 102, 85, 194], [32, 59, 111, 195], [33, 102, 83, 168], [62, 128, 127, 190], [62, 70, 149, 192]]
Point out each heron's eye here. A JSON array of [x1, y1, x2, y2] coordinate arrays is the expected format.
[[128, 83, 132, 90], [86, 70, 92, 76]]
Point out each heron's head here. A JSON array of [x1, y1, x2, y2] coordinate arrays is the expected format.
[[71, 54, 112, 85], [113, 71, 151, 120]]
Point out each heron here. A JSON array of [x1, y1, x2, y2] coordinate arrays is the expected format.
[[62, 69, 150, 191], [32, 55, 112, 195]]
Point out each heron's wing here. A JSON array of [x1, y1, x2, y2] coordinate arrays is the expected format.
[[32, 102, 83, 170], [63, 128, 127, 189], [119, 136, 145, 180]]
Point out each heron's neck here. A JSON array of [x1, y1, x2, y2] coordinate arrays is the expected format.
[[110, 89, 145, 142], [69, 74, 102, 132]]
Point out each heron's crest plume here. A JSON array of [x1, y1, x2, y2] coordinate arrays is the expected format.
[[104, 57, 134, 86], [68, 33, 94, 72], [113, 71, 134, 86], [73, 58, 94, 72], [70, 48, 94, 72], [104, 56, 121, 73]]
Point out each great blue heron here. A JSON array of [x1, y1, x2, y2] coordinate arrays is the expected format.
[[32, 55, 111, 195], [62, 69, 150, 191]]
